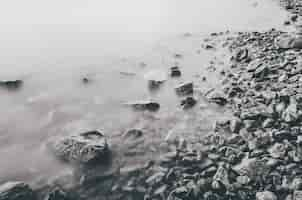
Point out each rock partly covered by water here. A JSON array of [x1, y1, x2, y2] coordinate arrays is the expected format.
[[0, 181, 35, 200], [48, 130, 109, 164], [126, 100, 160, 112], [0, 80, 23, 90]]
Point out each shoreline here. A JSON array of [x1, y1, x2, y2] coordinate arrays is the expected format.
[[1, 2, 302, 200]]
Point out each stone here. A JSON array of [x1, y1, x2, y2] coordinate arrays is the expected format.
[[256, 191, 277, 200], [175, 82, 194, 95], [268, 143, 287, 159], [207, 91, 228, 106], [0, 80, 23, 90], [180, 97, 197, 109], [148, 80, 163, 90], [48, 130, 109, 164], [235, 48, 249, 62], [292, 178, 302, 190], [236, 175, 250, 185], [230, 118, 242, 133], [44, 188, 70, 200], [294, 190, 302, 200], [123, 129, 143, 139], [170, 66, 182, 77], [0, 181, 35, 200], [275, 34, 295, 49], [213, 164, 230, 187], [126, 100, 160, 111]]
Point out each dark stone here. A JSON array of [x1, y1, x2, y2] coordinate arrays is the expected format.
[[127, 100, 160, 112], [207, 91, 228, 106], [175, 82, 194, 95], [180, 97, 197, 109], [148, 80, 163, 90], [44, 188, 70, 200], [0, 181, 36, 200], [0, 80, 23, 90], [170, 66, 182, 77]]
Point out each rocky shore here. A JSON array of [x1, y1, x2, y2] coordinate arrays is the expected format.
[[2, 2, 302, 200]]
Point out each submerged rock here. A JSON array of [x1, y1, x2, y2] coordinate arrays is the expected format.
[[180, 97, 197, 109], [44, 188, 70, 200], [170, 66, 182, 77], [0, 80, 23, 90], [207, 91, 228, 106], [49, 130, 109, 164], [0, 181, 35, 200], [175, 82, 194, 96], [126, 100, 160, 112]]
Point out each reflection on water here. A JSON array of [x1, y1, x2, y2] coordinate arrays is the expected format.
[[0, 0, 289, 184]]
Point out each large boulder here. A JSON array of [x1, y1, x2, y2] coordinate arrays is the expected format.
[[48, 130, 109, 164], [0, 181, 35, 200]]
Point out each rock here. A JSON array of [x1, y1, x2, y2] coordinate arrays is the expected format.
[[236, 175, 250, 185], [275, 34, 295, 49], [230, 118, 242, 133], [170, 66, 182, 77], [292, 178, 302, 190], [148, 80, 163, 90], [123, 129, 143, 139], [293, 37, 302, 49], [44, 188, 70, 200], [294, 190, 302, 200], [268, 143, 287, 159], [175, 82, 194, 95], [126, 100, 160, 112], [256, 191, 277, 200], [82, 77, 89, 84], [48, 130, 109, 164], [180, 97, 197, 109], [284, 20, 291, 25], [0, 181, 35, 200], [213, 164, 230, 187], [0, 80, 23, 90], [207, 91, 228, 106], [235, 48, 249, 62], [282, 100, 300, 123]]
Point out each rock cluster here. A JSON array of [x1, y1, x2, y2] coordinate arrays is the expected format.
[[99, 29, 302, 200]]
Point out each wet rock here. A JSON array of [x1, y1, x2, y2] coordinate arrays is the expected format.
[[82, 77, 90, 84], [235, 48, 249, 62], [256, 191, 277, 200], [0, 80, 23, 90], [0, 181, 35, 200], [48, 130, 109, 164], [236, 175, 250, 185], [292, 178, 302, 190], [213, 164, 230, 187], [207, 91, 228, 106], [268, 143, 287, 159], [148, 80, 164, 90], [123, 129, 143, 139], [230, 118, 242, 133], [294, 190, 302, 200], [127, 100, 160, 111], [293, 37, 302, 49], [170, 66, 182, 77], [175, 82, 194, 96], [275, 34, 295, 49], [180, 97, 197, 109], [44, 188, 70, 200]]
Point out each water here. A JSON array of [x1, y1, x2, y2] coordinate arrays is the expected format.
[[0, 0, 289, 185]]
